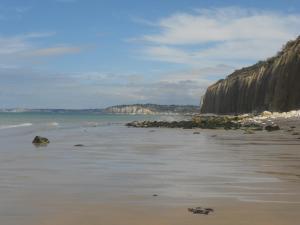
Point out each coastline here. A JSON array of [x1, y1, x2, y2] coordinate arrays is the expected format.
[[126, 110, 300, 134]]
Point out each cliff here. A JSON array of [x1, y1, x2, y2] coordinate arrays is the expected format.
[[201, 36, 300, 114], [104, 104, 200, 115]]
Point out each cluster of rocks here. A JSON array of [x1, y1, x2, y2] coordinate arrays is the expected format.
[[239, 110, 300, 125], [126, 116, 242, 130], [125, 113, 287, 132], [32, 136, 89, 148]]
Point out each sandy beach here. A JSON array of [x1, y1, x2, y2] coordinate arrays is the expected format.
[[31, 199, 300, 225], [0, 114, 299, 225]]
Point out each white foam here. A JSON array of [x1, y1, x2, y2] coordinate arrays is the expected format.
[[0, 123, 33, 130], [47, 122, 59, 127]]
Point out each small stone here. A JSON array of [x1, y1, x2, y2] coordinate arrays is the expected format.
[[292, 132, 300, 135], [188, 207, 214, 215], [244, 130, 255, 134], [265, 124, 280, 132], [152, 194, 158, 197], [193, 131, 200, 134], [262, 111, 272, 117], [74, 144, 84, 147], [32, 136, 50, 145]]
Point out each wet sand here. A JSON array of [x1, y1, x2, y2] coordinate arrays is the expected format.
[[0, 122, 300, 225], [32, 200, 300, 225]]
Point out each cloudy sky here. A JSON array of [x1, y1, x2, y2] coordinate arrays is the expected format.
[[0, 0, 300, 108]]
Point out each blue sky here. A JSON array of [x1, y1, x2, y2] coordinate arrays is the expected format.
[[0, 0, 300, 108]]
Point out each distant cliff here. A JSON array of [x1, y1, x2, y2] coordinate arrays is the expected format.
[[104, 104, 200, 115], [201, 36, 300, 114]]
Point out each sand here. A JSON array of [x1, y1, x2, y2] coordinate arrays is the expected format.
[[32, 199, 300, 225], [0, 119, 300, 225]]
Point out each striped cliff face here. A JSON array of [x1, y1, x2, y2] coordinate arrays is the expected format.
[[201, 36, 300, 114]]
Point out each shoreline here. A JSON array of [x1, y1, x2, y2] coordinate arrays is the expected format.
[[126, 110, 300, 133]]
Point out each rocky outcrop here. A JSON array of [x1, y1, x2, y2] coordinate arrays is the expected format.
[[201, 36, 300, 114]]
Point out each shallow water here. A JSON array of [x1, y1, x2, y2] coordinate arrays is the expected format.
[[0, 113, 300, 224]]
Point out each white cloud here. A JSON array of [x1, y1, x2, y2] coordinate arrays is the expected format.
[[0, 32, 83, 66], [0, 67, 210, 108], [137, 7, 300, 66], [0, 36, 30, 54], [23, 46, 82, 57]]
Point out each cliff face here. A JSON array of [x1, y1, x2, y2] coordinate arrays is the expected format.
[[201, 36, 300, 114], [104, 104, 200, 115], [105, 105, 155, 114]]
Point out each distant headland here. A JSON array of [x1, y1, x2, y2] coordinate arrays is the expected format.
[[0, 104, 200, 115]]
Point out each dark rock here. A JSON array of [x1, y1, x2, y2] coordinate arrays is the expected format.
[[265, 125, 280, 132], [292, 132, 300, 135], [193, 131, 200, 134], [243, 123, 263, 131], [201, 36, 300, 114], [188, 207, 214, 215], [290, 126, 296, 129], [74, 144, 84, 147], [152, 194, 158, 197], [32, 136, 50, 145]]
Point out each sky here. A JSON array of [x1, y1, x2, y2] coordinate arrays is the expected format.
[[0, 0, 300, 108]]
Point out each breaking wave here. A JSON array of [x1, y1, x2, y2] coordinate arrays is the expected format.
[[0, 123, 33, 130]]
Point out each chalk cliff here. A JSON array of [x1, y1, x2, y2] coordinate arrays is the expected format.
[[201, 36, 300, 114], [104, 104, 200, 115]]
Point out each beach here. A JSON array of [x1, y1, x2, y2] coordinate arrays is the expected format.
[[0, 113, 300, 225]]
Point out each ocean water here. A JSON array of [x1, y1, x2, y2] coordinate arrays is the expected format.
[[0, 112, 170, 129], [0, 112, 300, 224]]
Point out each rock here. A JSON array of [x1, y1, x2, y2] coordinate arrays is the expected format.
[[262, 111, 272, 117], [32, 136, 50, 144], [193, 131, 200, 134], [290, 126, 296, 129], [152, 194, 158, 197], [244, 129, 255, 134], [242, 122, 263, 131], [74, 144, 84, 147], [292, 132, 300, 135], [265, 125, 280, 132], [188, 207, 214, 215]]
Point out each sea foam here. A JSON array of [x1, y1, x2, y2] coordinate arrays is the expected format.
[[0, 123, 33, 130]]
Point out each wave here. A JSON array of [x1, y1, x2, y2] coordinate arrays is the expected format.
[[46, 122, 59, 127], [0, 123, 33, 130]]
